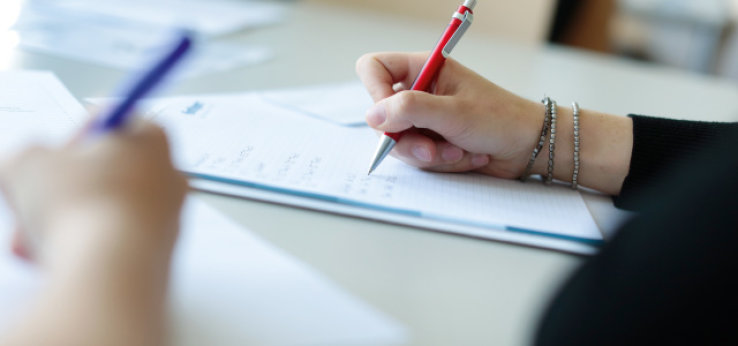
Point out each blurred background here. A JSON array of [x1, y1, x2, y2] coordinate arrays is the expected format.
[[317, 0, 738, 80], [2, 0, 738, 80]]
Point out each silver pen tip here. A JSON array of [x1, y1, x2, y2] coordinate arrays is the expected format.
[[367, 135, 397, 176], [367, 157, 381, 176]]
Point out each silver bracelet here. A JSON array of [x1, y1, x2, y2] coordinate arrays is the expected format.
[[520, 97, 552, 182], [571, 102, 581, 189], [545, 100, 558, 184]]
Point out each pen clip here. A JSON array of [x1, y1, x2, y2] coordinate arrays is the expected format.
[[442, 11, 473, 58]]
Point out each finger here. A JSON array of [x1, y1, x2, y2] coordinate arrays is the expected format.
[[356, 52, 430, 102], [93, 118, 167, 148], [366, 91, 467, 138], [423, 152, 491, 173], [390, 131, 438, 166], [134, 120, 171, 154], [393, 82, 409, 93], [391, 133, 490, 172], [125, 117, 161, 136], [71, 110, 156, 146]]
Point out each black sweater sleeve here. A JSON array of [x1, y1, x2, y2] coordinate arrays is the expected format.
[[614, 115, 738, 210], [534, 120, 738, 345]]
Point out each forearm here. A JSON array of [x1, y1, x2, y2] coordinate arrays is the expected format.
[[1, 215, 174, 346], [531, 105, 633, 195], [5, 267, 169, 346]]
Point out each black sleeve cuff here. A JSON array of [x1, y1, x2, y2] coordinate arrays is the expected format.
[[614, 115, 738, 210]]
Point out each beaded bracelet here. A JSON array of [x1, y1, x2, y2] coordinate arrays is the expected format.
[[545, 100, 558, 185], [519, 97, 552, 182], [571, 102, 581, 189]]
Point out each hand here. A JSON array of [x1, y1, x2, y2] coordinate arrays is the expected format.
[[356, 52, 633, 195], [356, 52, 544, 179], [0, 120, 188, 268], [0, 119, 187, 346]]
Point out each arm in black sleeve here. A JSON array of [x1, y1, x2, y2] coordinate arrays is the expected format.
[[614, 115, 738, 210], [535, 131, 738, 345]]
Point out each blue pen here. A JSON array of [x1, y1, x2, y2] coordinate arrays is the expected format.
[[93, 33, 192, 133]]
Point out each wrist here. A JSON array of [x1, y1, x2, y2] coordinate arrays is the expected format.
[[37, 202, 178, 273], [530, 105, 633, 194]]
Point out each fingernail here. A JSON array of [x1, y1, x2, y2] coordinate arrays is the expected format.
[[412, 146, 432, 162], [441, 146, 464, 163], [471, 154, 490, 167], [366, 103, 387, 127]]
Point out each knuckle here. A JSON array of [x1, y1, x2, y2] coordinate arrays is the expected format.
[[445, 57, 462, 71], [356, 52, 383, 75], [392, 91, 419, 117], [150, 125, 168, 140], [355, 53, 373, 72], [140, 123, 168, 143]]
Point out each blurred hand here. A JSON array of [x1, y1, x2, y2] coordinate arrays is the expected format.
[[0, 120, 187, 267], [356, 52, 545, 178]]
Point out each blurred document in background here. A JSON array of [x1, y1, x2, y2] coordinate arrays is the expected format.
[[12, 0, 284, 77], [260, 82, 374, 126], [0, 71, 84, 157], [20, 0, 285, 37], [90, 82, 374, 126]]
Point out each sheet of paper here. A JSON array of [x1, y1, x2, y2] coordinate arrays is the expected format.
[[0, 198, 408, 345], [190, 179, 600, 255], [128, 93, 602, 248], [89, 81, 374, 126], [260, 82, 374, 126], [21, 0, 285, 37], [14, 14, 272, 78], [0, 71, 85, 157]]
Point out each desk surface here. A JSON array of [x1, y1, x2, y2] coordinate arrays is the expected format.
[[4, 2, 738, 345]]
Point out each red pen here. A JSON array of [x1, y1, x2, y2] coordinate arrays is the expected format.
[[367, 0, 476, 175]]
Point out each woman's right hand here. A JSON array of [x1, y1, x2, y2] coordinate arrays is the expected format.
[[356, 52, 546, 179], [356, 52, 633, 195]]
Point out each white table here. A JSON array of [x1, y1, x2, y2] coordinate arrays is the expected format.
[[4, 2, 738, 345]]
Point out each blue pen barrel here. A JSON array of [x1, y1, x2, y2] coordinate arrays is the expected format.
[[94, 33, 193, 133]]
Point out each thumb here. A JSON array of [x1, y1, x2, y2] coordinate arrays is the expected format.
[[365, 91, 464, 137]]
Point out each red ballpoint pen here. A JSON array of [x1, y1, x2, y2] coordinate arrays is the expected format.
[[367, 0, 476, 175]]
